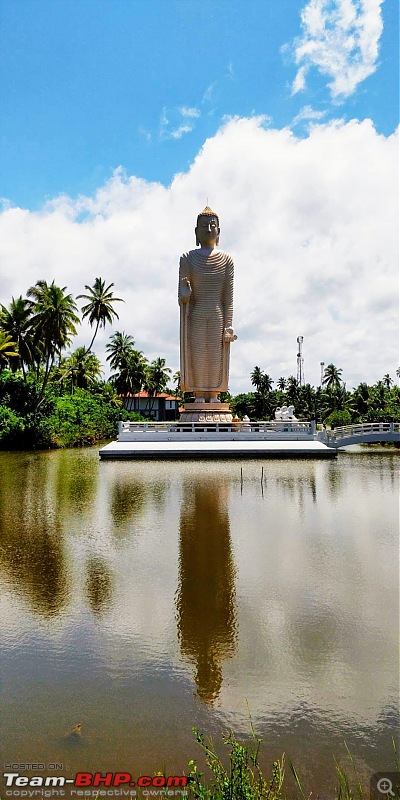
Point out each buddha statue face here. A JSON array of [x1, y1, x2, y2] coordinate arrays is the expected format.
[[195, 214, 220, 247]]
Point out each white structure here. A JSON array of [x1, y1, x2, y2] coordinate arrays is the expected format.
[[275, 406, 298, 421]]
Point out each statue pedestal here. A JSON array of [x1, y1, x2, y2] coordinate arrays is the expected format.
[[180, 402, 233, 424]]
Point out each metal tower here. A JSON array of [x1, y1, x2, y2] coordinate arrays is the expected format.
[[296, 335, 304, 386], [320, 361, 325, 387]]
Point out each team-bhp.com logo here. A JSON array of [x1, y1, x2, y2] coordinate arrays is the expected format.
[[3, 772, 189, 795]]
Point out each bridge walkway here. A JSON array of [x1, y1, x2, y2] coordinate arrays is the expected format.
[[318, 422, 400, 448]]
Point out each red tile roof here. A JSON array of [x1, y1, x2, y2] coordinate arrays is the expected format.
[[121, 391, 178, 400]]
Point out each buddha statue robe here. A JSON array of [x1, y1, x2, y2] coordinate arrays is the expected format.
[[178, 246, 235, 394]]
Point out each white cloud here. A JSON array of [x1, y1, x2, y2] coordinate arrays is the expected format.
[[291, 0, 384, 98], [226, 61, 234, 79], [292, 105, 327, 124], [169, 124, 193, 140], [159, 106, 199, 140], [1, 117, 398, 393], [178, 106, 200, 119], [202, 82, 216, 104]]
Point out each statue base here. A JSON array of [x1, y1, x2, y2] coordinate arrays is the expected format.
[[180, 402, 233, 424]]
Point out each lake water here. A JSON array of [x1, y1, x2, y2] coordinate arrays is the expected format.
[[0, 447, 398, 794]]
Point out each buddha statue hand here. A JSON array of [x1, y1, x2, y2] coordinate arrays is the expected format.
[[180, 277, 192, 303], [224, 326, 237, 343]]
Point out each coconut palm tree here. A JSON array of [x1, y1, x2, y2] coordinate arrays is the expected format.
[[298, 382, 316, 419], [353, 382, 370, 417], [322, 363, 343, 392], [106, 331, 148, 395], [172, 370, 182, 398], [382, 374, 393, 390], [259, 373, 273, 394], [61, 347, 102, 391], [321, 383, 354, 419], [285, 375, 298, 404], [250, 366, 264, 392], [114, 354, 148, 396], [0, 331, 19, 369], [0, 296, 34, 378], [251, 370, 273, 419], [277, 377, 286, 391], [78, 277, 123, 352], [28, 280, 79, 399], [105, 331, 136, 371], [144, 357, 172, 415]]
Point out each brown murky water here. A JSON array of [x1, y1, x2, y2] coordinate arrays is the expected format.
[[0, 447, 398, 793]]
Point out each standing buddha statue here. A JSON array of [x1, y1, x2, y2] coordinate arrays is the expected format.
[[178, 206, 237, 403]]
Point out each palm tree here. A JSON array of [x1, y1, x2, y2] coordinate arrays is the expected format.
[[0, 296, 34, 378], [60, 347, 102, 391], [110, 353, 148, 396], [298, 383, 316, 419], [382, 374, 393, 390], [251, 369, 273, 419], [105, 331, 136, 371], [286, 375, 298, 404], [0, 331, 19, 369], [353, 382, 370, 417], [372, 380, 386, 409], [277, 377, 286, 391], [322, 363, 343, 392], [250, 366, 264, 392], [144, 357, 172, 415], [28, 280, 79, 399], [77, 278, 123, 353], [259, 373, 273, 394], [321, 383, 354, 419], [172, 370, 182, 398], [106, 333, 148, 396]]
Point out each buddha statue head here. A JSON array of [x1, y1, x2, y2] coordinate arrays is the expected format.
[[195, 206, 220, 247]]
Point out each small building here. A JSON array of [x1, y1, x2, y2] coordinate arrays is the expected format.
[[121, 391, 180, 421]]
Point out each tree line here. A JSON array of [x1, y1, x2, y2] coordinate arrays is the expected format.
[[230, 365, 400, 428], [0, 276, 399, 447]]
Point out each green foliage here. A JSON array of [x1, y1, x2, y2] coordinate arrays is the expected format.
[[0, 405, 25, 442], [47, 388, 124, 447], [188, 728, 285, 800], [230, 393, 256, 419], [58, 346, 102, 390], [185, 729, 391, 799], [0, 370, 54, 417], [323, 409, 352, 428], [0, 330, 19, 367]]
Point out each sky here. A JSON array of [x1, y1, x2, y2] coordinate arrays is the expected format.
[[0, 0, 398, 393]]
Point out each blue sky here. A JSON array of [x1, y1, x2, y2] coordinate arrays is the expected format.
[[1, 0, 398, 209], [0, 0, 398, 391]]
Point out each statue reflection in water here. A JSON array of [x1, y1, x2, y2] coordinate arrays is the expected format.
[[176, 478, 237, 705]]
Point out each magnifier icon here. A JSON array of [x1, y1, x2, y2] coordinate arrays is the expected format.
[[377, 778, 395, 796]]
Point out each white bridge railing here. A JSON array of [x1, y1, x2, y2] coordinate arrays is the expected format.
[[118, 420, 315, 440], [319, 422, 399, 446], [117, 420, 399, 446]]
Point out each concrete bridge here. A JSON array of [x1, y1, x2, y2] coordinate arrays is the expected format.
[[317, 422, 400, 448]]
